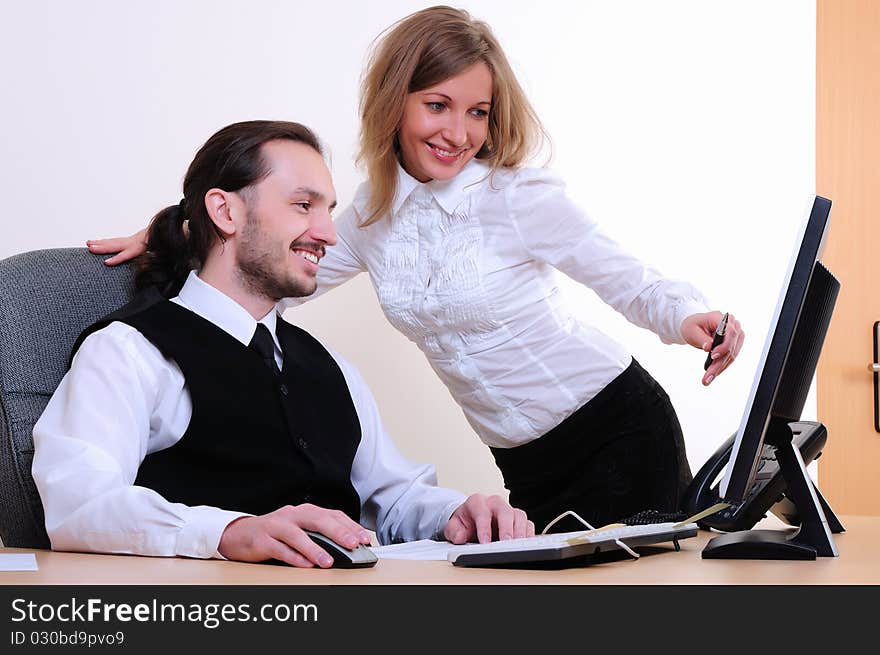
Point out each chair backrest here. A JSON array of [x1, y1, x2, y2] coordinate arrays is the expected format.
[[0, 248, 136, 547]]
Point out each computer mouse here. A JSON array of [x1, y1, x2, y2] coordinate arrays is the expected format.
[[304, 530, 378, 568]]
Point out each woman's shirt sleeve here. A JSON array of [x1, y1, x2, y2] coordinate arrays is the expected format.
[[506, 168, 710, 344]]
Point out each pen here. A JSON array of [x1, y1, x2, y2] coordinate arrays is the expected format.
[[704, 312, 729, 371]]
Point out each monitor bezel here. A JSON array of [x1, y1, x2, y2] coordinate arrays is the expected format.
[[719, 196, 832, 501]]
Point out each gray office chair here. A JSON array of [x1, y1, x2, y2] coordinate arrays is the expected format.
[[0, 248, 136, 548]]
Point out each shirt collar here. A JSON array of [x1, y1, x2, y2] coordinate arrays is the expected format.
[[427, 158, 490, 215], [392, 158, 490, 216], [391, 165, 422, 215], [174, 270, 281, 351]]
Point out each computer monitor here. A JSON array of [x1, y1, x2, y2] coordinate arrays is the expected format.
[[702, 195, 843, 559]]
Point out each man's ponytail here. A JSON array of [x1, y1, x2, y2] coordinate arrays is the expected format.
[[135, 200, 193, 296]]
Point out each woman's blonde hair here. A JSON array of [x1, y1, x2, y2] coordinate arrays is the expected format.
[[357, 5, 547, 226]]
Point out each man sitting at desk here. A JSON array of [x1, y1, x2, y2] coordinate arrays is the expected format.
[[31, 120, 533, 568]]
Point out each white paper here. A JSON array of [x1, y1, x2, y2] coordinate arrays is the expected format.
[[0, 553, 38, 571], [370, 539, 453, 561]]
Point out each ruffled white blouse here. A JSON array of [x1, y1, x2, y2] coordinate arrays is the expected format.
[[283, 160, 709, 448]]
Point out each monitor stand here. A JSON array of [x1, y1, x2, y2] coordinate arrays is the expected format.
[[702, 421, 842, 560]]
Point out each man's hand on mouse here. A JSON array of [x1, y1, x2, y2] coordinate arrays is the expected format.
[[443, 493, 535, 544], [218, 504, 372, 568]]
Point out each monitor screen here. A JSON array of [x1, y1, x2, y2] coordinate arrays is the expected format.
[[720, 196, 833, 502]]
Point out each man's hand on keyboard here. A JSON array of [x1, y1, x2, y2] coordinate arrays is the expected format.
[[443, 494, 535, 545]]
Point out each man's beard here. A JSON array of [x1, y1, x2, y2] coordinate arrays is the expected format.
[[235, 207, 316, 301]]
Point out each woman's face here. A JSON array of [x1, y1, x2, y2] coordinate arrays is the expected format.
[[397, 61, 493, 183]]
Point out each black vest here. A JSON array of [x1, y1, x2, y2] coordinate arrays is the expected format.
[[72, 288, 362, 520]]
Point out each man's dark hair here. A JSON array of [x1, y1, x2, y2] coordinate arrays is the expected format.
[[137, 120, 323, 296]]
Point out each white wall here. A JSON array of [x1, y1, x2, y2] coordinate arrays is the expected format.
[[0, 1, 816, 496]]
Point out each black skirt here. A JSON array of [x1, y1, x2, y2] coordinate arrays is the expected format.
[[490, 359, 693, 533]]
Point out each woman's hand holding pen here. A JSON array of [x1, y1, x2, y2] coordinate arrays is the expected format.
[[681, 311, 744, 386]]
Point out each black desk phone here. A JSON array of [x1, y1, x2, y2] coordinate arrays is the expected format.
[[682, 421, 830, 532]]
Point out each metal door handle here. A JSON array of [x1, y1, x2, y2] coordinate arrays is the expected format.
[[874, 321, 880, 433]]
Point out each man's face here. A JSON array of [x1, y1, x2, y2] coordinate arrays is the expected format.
[[234, 140, 337, 300]]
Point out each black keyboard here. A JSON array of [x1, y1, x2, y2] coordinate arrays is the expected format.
[[617, 509, 688, 525]]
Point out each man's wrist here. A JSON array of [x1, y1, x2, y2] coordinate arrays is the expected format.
[[434, 498, 467, 541], [176, 506, 251, 559]]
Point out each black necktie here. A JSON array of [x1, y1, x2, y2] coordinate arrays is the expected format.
[[249, 323, 282, 377]]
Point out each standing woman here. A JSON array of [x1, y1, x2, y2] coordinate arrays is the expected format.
[[89, 6, 743, 532]]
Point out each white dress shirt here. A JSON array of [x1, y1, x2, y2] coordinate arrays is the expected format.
[[282, 160, 710, 448], [32, 271, 465, 559]]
